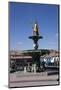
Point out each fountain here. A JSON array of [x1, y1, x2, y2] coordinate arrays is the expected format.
[[29, 21, 43, 72]]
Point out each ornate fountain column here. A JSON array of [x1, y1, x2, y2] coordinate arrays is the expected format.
[[29, 21, 43, 72]]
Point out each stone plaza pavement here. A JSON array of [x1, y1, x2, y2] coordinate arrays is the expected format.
[[9, 71, 59, 88]]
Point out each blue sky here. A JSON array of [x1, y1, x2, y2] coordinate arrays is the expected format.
[[9, 2, 59, 50]]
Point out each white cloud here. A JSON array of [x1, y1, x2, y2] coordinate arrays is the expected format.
[[15, 41, 23, 50], [48, 42, 56, 45], [17, 41, 23, 45], [56, 32, 59, 37]]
